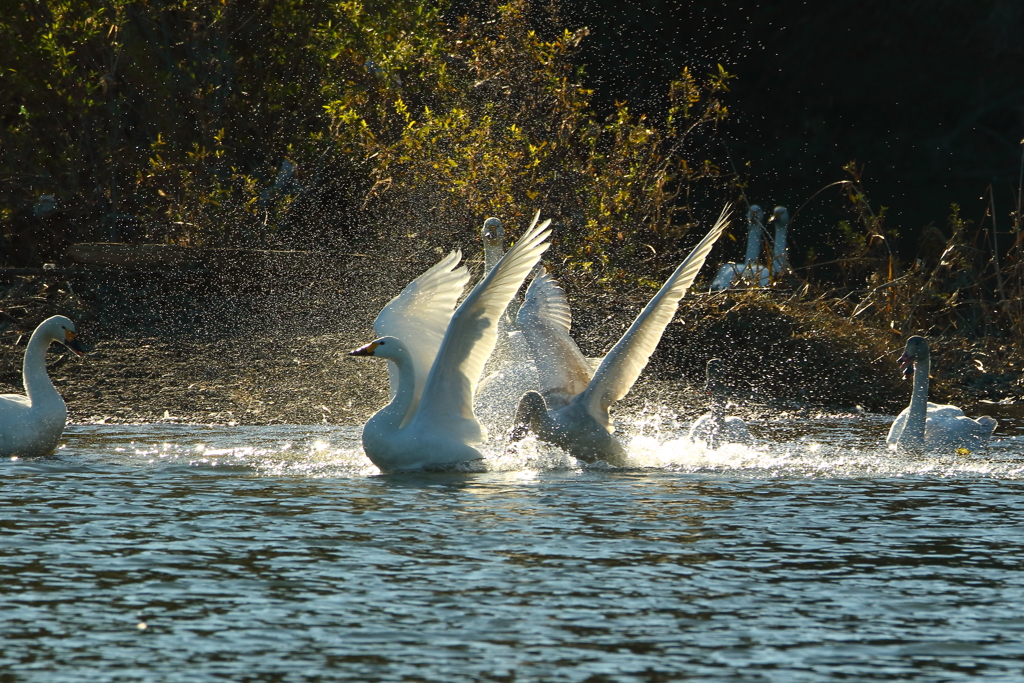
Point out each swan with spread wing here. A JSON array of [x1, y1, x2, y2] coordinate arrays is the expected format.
[[350, 214, 551, 472], [509, 205, 732, 465]]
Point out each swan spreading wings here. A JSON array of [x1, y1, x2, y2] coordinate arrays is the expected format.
[[350, 214, 551, 473], [509, 205, 732, 465]]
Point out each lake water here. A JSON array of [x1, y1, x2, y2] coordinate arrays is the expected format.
[[4, 409, 1024, 682]]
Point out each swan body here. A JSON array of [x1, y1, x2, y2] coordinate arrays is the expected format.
[[0, 315, 85, 457], [711, 205, 768, 290], [886, 336, 997, 454], [351, 214, 551, 473], [689, 358, 753, 449], [475, 216, 542, 433], [511, 205, 732, 465]]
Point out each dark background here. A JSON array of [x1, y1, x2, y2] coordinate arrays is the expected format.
[[565, 0, 1024, 263]]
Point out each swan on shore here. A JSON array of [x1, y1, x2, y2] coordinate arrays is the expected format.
[[886, 335, 997, 455], [1, 315, 86, 458], [711, 205, 768, 290], [350, 215, 551, 473], [770, 206, 790, 276], [688, 358, 753, 449], [509, 205, 732, 465]]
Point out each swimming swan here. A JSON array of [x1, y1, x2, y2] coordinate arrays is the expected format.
[[688, 358, 753, 449], [350, 215, 551, 472], [886, 335, 997, 455], [0, 315, 86, 458], [510, 205, 732, 465]]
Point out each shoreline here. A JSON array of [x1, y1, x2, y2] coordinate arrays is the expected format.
[[3, 265, 1022, 428]]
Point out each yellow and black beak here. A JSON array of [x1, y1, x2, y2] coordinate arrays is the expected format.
[[64, 329, 87, 356], [348, 341, 380, 357]]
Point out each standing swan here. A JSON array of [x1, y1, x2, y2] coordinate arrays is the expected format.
[[510, 205, 732, 465], [887, 336, 997, 455], [1, 315, 86, 457], [710, 205, 768, 290], [350, 215, 551, 473], [688, 358, 753, 449]]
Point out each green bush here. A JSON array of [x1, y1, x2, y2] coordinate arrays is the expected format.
[[1, 0, 730, 284]]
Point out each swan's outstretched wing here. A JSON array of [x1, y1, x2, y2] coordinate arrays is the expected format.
[[373, 250, 470, 421], [414, 217, 551, 442], [516, 269, 592, 408], [579, 205, 732, 431]]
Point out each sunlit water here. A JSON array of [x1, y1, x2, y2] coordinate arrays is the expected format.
[[4, 410, 1024, 682]]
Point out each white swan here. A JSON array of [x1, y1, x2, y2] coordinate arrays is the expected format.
[[710, 205, 768, 290], [770, 206, 790, 276], [688, 358, 753, 449], [887, 335, 997, 455], [1, 315, 86, 458], [476, 216, 543, 434], [510, 205, 732, 465], [350, 215, 551, 473]]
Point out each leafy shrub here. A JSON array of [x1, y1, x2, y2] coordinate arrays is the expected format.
[[1, 0, 731, 286]]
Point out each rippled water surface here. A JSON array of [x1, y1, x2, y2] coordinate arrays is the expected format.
[[4, 411, 1024, 682]]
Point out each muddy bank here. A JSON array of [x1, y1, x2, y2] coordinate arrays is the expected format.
[[2, 261, 1022, 426]]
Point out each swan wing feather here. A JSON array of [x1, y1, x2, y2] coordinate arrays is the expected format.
[[516, 269, 593, 408], [580, 205, 732, 430], [373, 250, 470, 417], [414, 217, 551, 442]]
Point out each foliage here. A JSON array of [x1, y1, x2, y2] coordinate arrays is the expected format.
[[825, 161, 1024, 340], [1, 0, 731, 285], [0, 0, 442, 260], [316, 0, 732, 283]]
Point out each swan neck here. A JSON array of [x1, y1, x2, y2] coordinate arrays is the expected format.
[[772, 225, 788, 273], [373, 351, 418, 431], [23, 326, 60, 406], [743, 220, 763, 265], [899, 354, 930, 452], [484, 243, 504, 274]]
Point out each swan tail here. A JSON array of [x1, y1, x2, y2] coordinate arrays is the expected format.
[[977, 415, 998, 434]]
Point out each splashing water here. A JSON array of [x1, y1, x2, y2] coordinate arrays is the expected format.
[[38, 407, 1024, 480]]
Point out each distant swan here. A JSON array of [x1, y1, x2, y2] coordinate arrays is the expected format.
[[688, 358, 753, 449], [887, 335, 997, 455], [711, 205, 768, 290], [510, 205, 732, 465], [0, 315, 86, 457], [770, 206, 790, 275], [475, 217, 541, 434], [350, 215, 551, 473]]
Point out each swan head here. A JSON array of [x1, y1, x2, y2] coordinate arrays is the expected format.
[[481, 217, 504, 246], [348, 336, 408, 362], [771, 206, 789, 226], [747, 205, 763, 225], [41, 315, 86, 355], [898, 335, 929, 380]]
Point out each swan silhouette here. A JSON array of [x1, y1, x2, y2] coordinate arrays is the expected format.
[[509, 205, 732, 464], [887, 336, 997, 455], [1, 315, 86, 457], [350, 215, 551, 472], [688, 358, 753, 449]]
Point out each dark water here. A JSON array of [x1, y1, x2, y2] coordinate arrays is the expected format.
[[3, 412, 1024, 682]]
